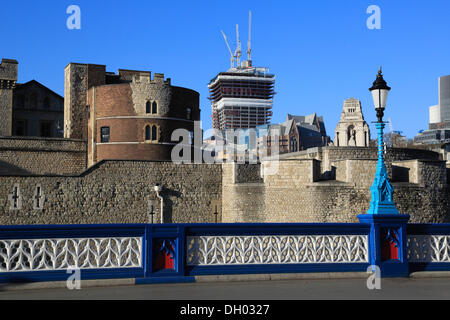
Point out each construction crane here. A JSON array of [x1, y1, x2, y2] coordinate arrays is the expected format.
[[247, 10, 252, 65], [235, 24, 242, 67], [220, 11, 253, 69], [221, 30, 235, 69]]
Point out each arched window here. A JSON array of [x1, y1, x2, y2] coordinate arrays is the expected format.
[[152, 125, 157, 141], [152, 101, 157, 114], [146, 101, 151, 114], [145, 125, 151, 141]]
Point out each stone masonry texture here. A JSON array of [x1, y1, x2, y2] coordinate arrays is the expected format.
[[0, 161, 222, 225], [0, 136, 86, 175], [0, 146, 448, 225]]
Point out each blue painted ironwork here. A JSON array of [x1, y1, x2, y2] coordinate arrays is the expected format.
[[2, 222, 450, 283], [367, 122, 399, 215], [0, 223, 371, 283], [407, 223, 450, 272], [358, 214, 410, 277]]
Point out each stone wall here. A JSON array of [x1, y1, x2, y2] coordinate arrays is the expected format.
[[222, 157, 450, 224], [333, 159, 377, 187], [0, 144, 448, 225], [0, 136, 86, 175], [0, 160, 222, 225], [64, 63, 106, 140], [281, 146, 439, 178], [235, 163, 263, 183]]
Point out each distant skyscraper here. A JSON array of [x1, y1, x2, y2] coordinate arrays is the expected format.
[[209, 11, 275, 130], [439, 75, 450, 123], [415, 75, 450, 145], [208, 67, 275, 130]]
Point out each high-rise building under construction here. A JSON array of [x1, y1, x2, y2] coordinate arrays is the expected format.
[[208, 12, 275, 130]]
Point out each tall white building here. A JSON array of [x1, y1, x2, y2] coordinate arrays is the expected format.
[[429, 105, 441, 124]]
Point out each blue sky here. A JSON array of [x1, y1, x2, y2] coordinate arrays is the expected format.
[[1, 0, 449, 139]]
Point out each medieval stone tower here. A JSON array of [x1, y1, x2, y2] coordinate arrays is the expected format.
[[64, 63, 106, 140], [335, 98, 370, 147], [0, 59, 18, 136]]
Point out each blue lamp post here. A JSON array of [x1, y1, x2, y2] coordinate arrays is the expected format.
[[358, 69, 410, 277], [367, 68, 399, 215]]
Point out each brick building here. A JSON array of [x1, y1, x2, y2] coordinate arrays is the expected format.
[[64, 63, 200, 166], [264, 113, 330, 156]]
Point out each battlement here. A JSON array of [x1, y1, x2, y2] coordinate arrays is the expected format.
[[117, 69, 171, 85], [0, 59, 18, 89]]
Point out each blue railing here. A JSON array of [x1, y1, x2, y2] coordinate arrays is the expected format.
[[407, 224, 450, 272], [0, 221, 449, 284], [0, 223, 370, 283]]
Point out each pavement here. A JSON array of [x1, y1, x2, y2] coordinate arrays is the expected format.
[[1, 272, 450, 300]]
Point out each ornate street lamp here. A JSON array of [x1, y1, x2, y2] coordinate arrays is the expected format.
[[358, 69, 410, 278], [367, 68, 399, 215]]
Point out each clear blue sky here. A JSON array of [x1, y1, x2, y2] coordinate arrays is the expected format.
[[1, 0, 449, 139]]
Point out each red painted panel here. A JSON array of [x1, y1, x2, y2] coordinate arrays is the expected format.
[[381, 230, 399, 261]]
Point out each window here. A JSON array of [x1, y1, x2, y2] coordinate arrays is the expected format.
[[187, 108, 192, 120], [152, 125, 157, 141], [145, 125, 158, 141], [100, 127, 110, 143], [40, 121, 53, 137], [145, 125, 151, 141], [13, 120, 27, 136], [146, 101, 151, 114], [152, 101, 157, 114]]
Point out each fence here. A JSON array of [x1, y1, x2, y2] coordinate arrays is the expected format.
[[0, 220, 449, 284]]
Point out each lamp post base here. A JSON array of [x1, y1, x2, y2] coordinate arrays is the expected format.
[[358, 214, 410, 277]]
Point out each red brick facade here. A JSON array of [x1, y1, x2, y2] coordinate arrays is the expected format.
[[75, 66, 200, 165]]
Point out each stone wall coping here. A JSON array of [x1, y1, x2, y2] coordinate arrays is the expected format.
[[227, 182, 265, 187], [0, 136, 85, 143], [0, 159, 222, 178], [331, 158, 377, 162], [392, 182, 421, 187], [65, 62, 106, 68], [262, 158, 319, 162], [392, 159, 446, 164]]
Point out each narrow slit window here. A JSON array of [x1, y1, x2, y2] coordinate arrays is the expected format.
[[152, 125, 157, 141], [100, 126, 110, 143], [145, 125, 151, 141]]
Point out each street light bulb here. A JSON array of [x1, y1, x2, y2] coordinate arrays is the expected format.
[[369, 68, 391, 122]]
